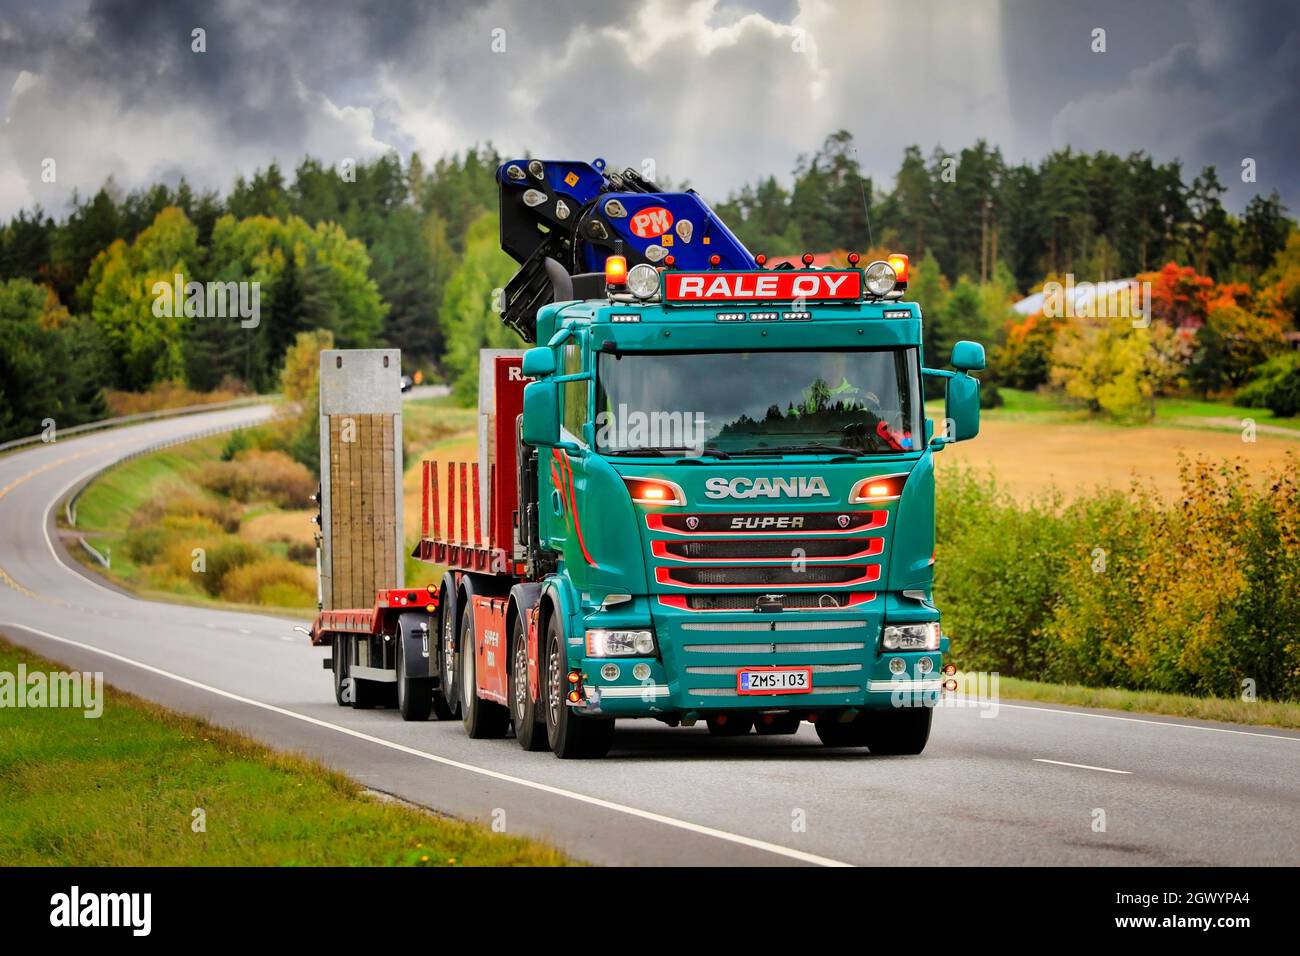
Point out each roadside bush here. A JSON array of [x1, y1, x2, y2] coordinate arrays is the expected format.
[[286, 540, 317, 565], [130, 487, 242, 533], [219, 558, 315, 607], [936, 457, 1300, 701], [199, 539, 266, 596], [200, 450, 314, 507], [1235, 352, 1300, 417]]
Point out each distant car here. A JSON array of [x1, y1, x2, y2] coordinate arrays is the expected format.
[[400, 375, 413, 393]]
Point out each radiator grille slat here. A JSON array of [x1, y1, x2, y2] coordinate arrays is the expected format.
[[682, 642, 866, 653], [688, 685, 859, 697]]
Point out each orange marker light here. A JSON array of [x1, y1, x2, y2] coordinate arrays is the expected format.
[[709, 254, 721, 267], [847, 252, 861, 265], [623, 477, 684, 505], [801, 253, 815, 266], [605, 255, 628, 286], [867, 483, 890, 498], [887, 253, 909, 284]]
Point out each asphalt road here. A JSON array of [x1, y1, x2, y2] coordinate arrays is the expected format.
[[1, 403, 1297, 866]]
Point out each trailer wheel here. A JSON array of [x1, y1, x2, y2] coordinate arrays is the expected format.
[[460, 603, 510, 739], [331, 633, 347, 706], [509, 613, 546, 751], [754, 713, 801, 735], [437, 586, 461, 718], [706, 714, 754, 737], [395, 626, 433, 722], [543, 613, 614, 759]]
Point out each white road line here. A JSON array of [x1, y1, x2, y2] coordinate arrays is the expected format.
[[946, 697, 1300, 749], [1032, 758, 1132, 775], [0, 621, 853, 868]]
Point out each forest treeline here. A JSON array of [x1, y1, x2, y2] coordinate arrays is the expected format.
[[1, 132, 1295, 441]]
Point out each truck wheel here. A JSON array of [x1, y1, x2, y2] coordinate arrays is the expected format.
[[814, 711, 871, 747], [437, 589, 461, 718], [331, 633, 347, 706], [509, 613, 546, 751], [754, 713, 801, 735], [543, 614, 614, 759], [396, 629, 433, 722], [461, 603, 510, 738], [864, 708, 933, 756], [706, 714, 754, 736]]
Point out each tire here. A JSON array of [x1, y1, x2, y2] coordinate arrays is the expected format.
[[395, 622, 433, 722], [814, 711, 871, 747], [754, 713, 801, 735], [460, 603, 510, 738], [437, 587, 462, 719], [331, 633, 347, 706], [509, 612, 547, 751], [543, 613, 614, 759], [864, 707, 933, 756], [816, 708, 933, 754], [706, 714, 754, 736]]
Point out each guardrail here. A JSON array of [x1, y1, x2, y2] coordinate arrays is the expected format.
[[63, 411, 287, 529], [0, 395, 276, 454]]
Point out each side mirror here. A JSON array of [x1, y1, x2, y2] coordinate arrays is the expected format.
[[945, 374, 981, 442], [522, 346, 556, 379], [951, 340, 986, 372], [522, 380, 560, 447]]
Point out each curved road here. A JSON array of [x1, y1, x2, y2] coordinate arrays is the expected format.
[[1, 405, 1297, 866]]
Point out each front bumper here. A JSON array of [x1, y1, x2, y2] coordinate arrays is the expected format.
[[572, 622, 945, 717]]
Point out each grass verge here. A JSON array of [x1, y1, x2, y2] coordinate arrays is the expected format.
[[980, 674, 1300, 730], [0, 636, 573, 866]]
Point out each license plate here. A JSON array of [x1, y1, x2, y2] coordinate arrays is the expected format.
[[737, 667, 813, 695]]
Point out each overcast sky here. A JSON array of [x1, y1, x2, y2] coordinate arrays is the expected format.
[[0, 0, 1295, 220]]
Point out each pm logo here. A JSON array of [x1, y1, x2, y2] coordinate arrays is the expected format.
[[685, 516, 700, 530], [837, 514, 851, 528], [630, 206, 673, 239]]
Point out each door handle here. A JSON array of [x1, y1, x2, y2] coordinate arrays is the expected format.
[[551, 489, 564, 517]]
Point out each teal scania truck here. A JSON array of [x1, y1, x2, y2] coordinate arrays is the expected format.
[[314, 157, 984, 758]]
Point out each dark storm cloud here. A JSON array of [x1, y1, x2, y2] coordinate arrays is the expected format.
[[0, 0, 1295, 217]]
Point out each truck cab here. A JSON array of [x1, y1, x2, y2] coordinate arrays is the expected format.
[[515, 251, 984, 755]]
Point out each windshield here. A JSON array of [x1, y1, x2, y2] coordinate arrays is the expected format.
[[595, 348, 922, 455]]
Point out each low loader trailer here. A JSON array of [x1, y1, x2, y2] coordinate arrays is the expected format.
[[309, 157, 984, 758]]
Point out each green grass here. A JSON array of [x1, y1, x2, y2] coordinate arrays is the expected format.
[[73, 436, 223, 532], [982, 674, 1300, 730], [945, 386, 1300, 433], [0, 637, 573, 866]]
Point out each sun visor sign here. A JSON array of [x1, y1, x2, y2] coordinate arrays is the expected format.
[[663, 270, 862, 303]]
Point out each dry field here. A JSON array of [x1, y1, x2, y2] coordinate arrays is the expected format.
[[943, 418, 1299, 501]]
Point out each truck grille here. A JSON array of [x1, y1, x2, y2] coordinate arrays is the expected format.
[[689, 686, 858, 697], [684, 593, 851, 610], [658, 565, 879, 587], [659, 538, 882, 560], [652, 511, 886, 534]]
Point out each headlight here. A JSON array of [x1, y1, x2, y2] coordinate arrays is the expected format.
[[882, 622, 940, 651], [626, 263, 660, 299], [863, 260, 897, 296], [586, 629, 657, 657]]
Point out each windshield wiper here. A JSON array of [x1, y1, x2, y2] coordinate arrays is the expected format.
[[604, 445, 732, 459], [733, 442, 865, 457]]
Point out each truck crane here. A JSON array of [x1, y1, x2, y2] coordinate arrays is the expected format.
[[309, 156, 985, 758]]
